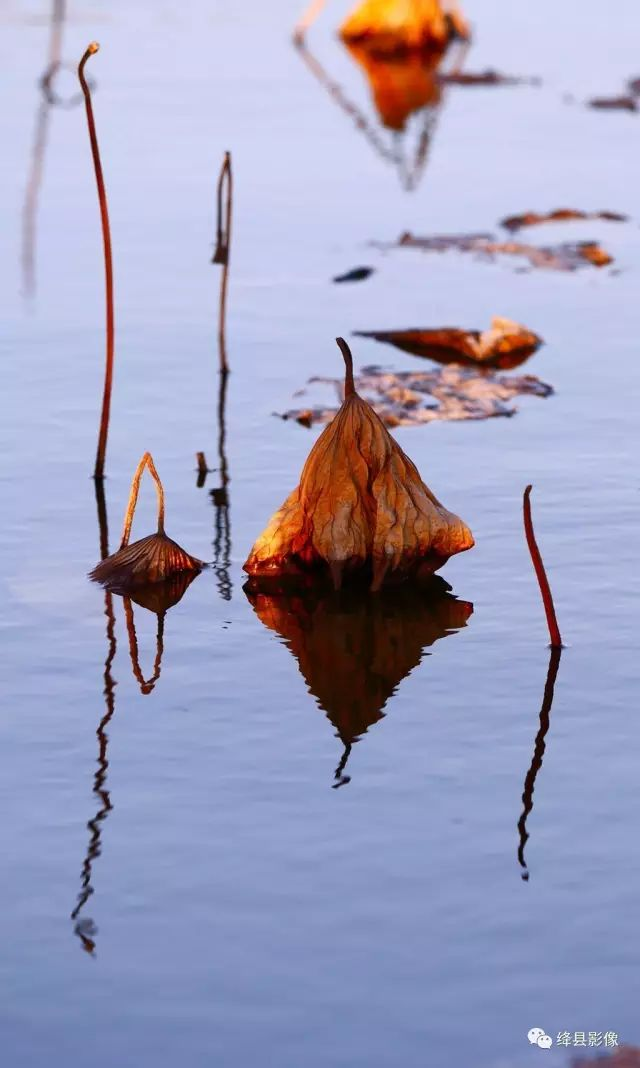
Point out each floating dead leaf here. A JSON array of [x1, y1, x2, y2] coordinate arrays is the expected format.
[[379, 230, 614, 270], [333, 265, 375, 283], [346, 42, 441, 129], [500, 207, 628, 232], [339, 0, 467, 56], [90, 452, 203, 590], [246, 338, 474, 591], [278, 362, 552, 429], [355, 316, 542, 369], [245, 577, 472, 777], [588, 94, 638, 112], [439, 69, 539, 87]]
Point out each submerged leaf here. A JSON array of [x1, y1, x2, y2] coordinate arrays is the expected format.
[[278, 363, 552, 428], [245, 338, 474, 590], [355, 316, 542, 369], [377, 230, 614, 270]]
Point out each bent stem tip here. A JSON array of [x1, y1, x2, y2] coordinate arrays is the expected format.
[[523, 484, 563, 649], [336, 337, 355, 398]]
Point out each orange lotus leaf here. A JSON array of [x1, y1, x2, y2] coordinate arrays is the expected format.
[[243, 338, 474, 590], [339, 0, 466, 54]]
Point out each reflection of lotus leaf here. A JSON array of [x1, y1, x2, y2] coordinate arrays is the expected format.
[[346, 44, 441, 129], [125, 571, 200, 615], [245, 577, 472, 746]]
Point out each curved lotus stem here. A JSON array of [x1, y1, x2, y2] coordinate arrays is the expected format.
[[336, 336, 356, 397], [120, 452, 166, 549], [78, 41, 114, 482], [523, 485, 562, 648]]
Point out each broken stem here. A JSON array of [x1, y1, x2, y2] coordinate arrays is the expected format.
[[523, 485, 562, 648], [213, 152, 232, 374], [78, 41, 114, 482], [119, 452, 166, 549], [336, 337, 355, 397]]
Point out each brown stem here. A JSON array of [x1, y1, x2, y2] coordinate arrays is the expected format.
[[213, 152, 232, 374], [78, 42, 114, 482], [336, 337, 355, 398], [523, 485, 562, 648], [119, 452, 166, 549]]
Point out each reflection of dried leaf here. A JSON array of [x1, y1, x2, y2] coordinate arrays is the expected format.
[[339, 0, 460, 54], [355, 316, 542, 369], [279, 363, 552, 429], [90, 453, 203, 590], [588, 95, 638, 112], [629, 77, 640, 96], [125, 571, 200, 615], [500, 208, 628, 232], [346, 43, 441, 129], [245, 577, 472, 748], [246, 339, 473, 591], [440, 69, 539, 87], [378, 230, 614, 270]]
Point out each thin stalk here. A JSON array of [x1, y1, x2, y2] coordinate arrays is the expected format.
[[213, 152, 232, 373], [523, 485, 562, 648], [78, 42, 114, 481], [120, 452, 166, 549]]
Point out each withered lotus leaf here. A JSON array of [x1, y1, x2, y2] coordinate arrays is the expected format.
[[90, 452, 203, 590], [355, 316, 542, 369], [244, 338, 474, 590], [339, 0, 468, 54]]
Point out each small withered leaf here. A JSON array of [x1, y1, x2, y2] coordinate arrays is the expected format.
[[90, 533, 202, 591], [244, 338, 474, 590], [90, 453, 203, 590], [355, 316, 542, 369]]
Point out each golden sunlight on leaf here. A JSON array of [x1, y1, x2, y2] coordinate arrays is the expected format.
[[339, 0, 467, 55], [356, 316, 542, 369], [244, 339, 473, 591], [90, 453, 203, 590]]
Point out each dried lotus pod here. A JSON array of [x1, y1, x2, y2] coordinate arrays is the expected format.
[[339, 0, 463, 55], [90, 452, 203, 589], [244, 338, 473, 591]]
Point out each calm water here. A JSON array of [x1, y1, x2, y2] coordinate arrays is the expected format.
[[2, 2, 639, 1066]]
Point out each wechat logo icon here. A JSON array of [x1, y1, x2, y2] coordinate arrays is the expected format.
[[528, 1028, 553, 1049]]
